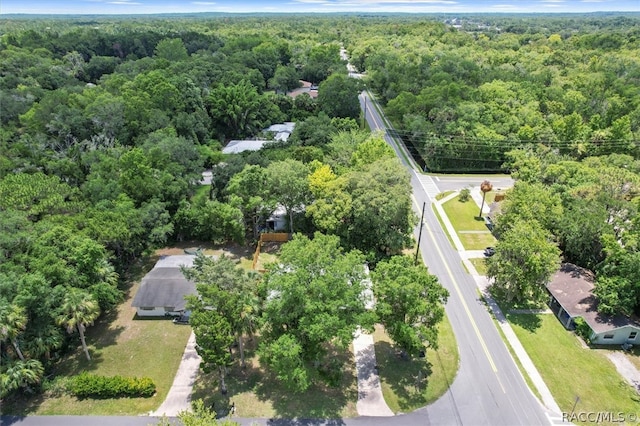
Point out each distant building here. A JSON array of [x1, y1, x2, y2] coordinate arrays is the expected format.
[[265, 122, 295, 142], [222, 140, 271, 154], [221, 122, 296, 154]]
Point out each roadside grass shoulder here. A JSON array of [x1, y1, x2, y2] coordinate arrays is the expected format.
[[468, 258, 488, 276], [373, 317, 459, 413], [507, 314, 640, 424], [431, 204, 455, 249]]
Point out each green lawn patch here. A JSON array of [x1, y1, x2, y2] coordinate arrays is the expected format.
[[435, 191, 454, 201], [432, 204, 455, 249], [468, 258, 488, 276], [5, 264, 192, 415], [191, 337, 358, 418], [373, 316, 459, 413], [508, 314, 640, 423], [441, 196, 496, 250]]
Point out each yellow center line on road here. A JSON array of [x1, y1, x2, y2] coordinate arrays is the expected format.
[[412, 196, 506, 393]]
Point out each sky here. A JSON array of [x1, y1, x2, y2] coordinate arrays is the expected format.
[[1, 0, 639, 15]]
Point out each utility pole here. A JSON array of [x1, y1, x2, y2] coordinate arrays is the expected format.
[[362, 91, 368, 128], [414, 201, 426, 265]]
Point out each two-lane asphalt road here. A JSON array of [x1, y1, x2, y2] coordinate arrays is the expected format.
[[361, 90, 551, 425]]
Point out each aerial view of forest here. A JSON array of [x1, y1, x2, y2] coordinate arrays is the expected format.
[[1, 8, 640, 422]]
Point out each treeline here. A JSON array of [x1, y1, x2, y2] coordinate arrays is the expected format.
[[490, 149, 640, 318], [0, 15, 389, 399], [344, 15, 640, 171]]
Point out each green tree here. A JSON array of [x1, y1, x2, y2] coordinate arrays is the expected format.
[[208, 80, 269, 139], [265, 159, 310, 233], [487, 219, 561, 305], [188, 302, 234, 394], [373, 256, 449, 357], [174, 399, 239, 426], [226, 164, 271, 239], [185, 255, 260, 369], [269, 65, 301, 94], [0, 302, 28, 361], [154, 38, 189, 62], [57, 288, 101, 361], [259, 233, 375, 392], [0, 359, 44, 398], [317, 74, 362, 119], [350, 132, 395, 169]]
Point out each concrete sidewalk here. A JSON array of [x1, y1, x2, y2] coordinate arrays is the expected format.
[[353, 329, 394, 417], [150, 331, 201, 417], [434, 188, 563, 415]]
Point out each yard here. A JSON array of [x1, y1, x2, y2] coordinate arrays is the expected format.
[[508, 313, 640, 424], [4, 257, 192, 415], [373, 317, 459, 413], [441, 195, 496, 250], [190, 337, 358, 419]]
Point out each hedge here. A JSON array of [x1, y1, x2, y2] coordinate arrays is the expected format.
[[68, 373, 156, 399]]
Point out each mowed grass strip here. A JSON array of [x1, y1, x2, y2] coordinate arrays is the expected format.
[[374, 316, 459, 413], [6, 261, 192, 415], [441, 195, 496, 250], [508, 314, 640, 424], [468, 258, 488, 276]]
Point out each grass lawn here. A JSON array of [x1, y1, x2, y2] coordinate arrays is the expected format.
[[508, 314, 640, 423], [441, 195, 496, 250], [468, 258, 488, 275], [191, 337, 358, 419], [5, 258, 192, 415], [432, 204, 455, 249], [373, 317, 459, 414]]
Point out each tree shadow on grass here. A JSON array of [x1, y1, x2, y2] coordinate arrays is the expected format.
[[505, 313, 542, 332], [191, 338, 353, 423], [374, 340, 432, 412], [254, 363, 352, 423]]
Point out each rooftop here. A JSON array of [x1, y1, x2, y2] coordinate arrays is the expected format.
[[547, 263, 640, 333], [222, 139, 271, 154]]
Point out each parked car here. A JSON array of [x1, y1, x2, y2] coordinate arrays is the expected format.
[[172, 310, 191, 325], [484, 247, 496, 257]]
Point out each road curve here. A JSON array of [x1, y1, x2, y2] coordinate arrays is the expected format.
[[361, 90, 552, 425]]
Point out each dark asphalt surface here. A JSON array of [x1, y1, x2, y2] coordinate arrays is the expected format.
[[362, 90, 550, 425], [0, 92, 549, 426]]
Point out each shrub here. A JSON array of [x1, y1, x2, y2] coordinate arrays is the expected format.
[[459, 188, 471, 202], [68, 373, 156, 399], [574, 317, 592, 344]]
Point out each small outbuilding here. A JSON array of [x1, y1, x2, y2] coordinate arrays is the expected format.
[[546, 263, 640, 345], [132, 255, 200, 317]]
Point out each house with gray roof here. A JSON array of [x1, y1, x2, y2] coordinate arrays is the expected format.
[[132, 255, 198, 317], [546, 263, 640, 345]]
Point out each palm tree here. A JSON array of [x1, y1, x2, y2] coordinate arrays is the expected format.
[[1, 359, 44, 397], [57, 288, 100, 361], [235, 291, 260, 368], [24, 325, 63, 360], [479, 180, 493, 218], [0, 302, 28, 361]]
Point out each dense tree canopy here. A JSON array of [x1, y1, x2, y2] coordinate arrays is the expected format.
[[259, 233, 375, 392]]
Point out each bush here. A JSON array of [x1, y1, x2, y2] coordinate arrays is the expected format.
[[68, 373, 156, 399], [574, 317, 592, 344], [459, 188, 471, 202]]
